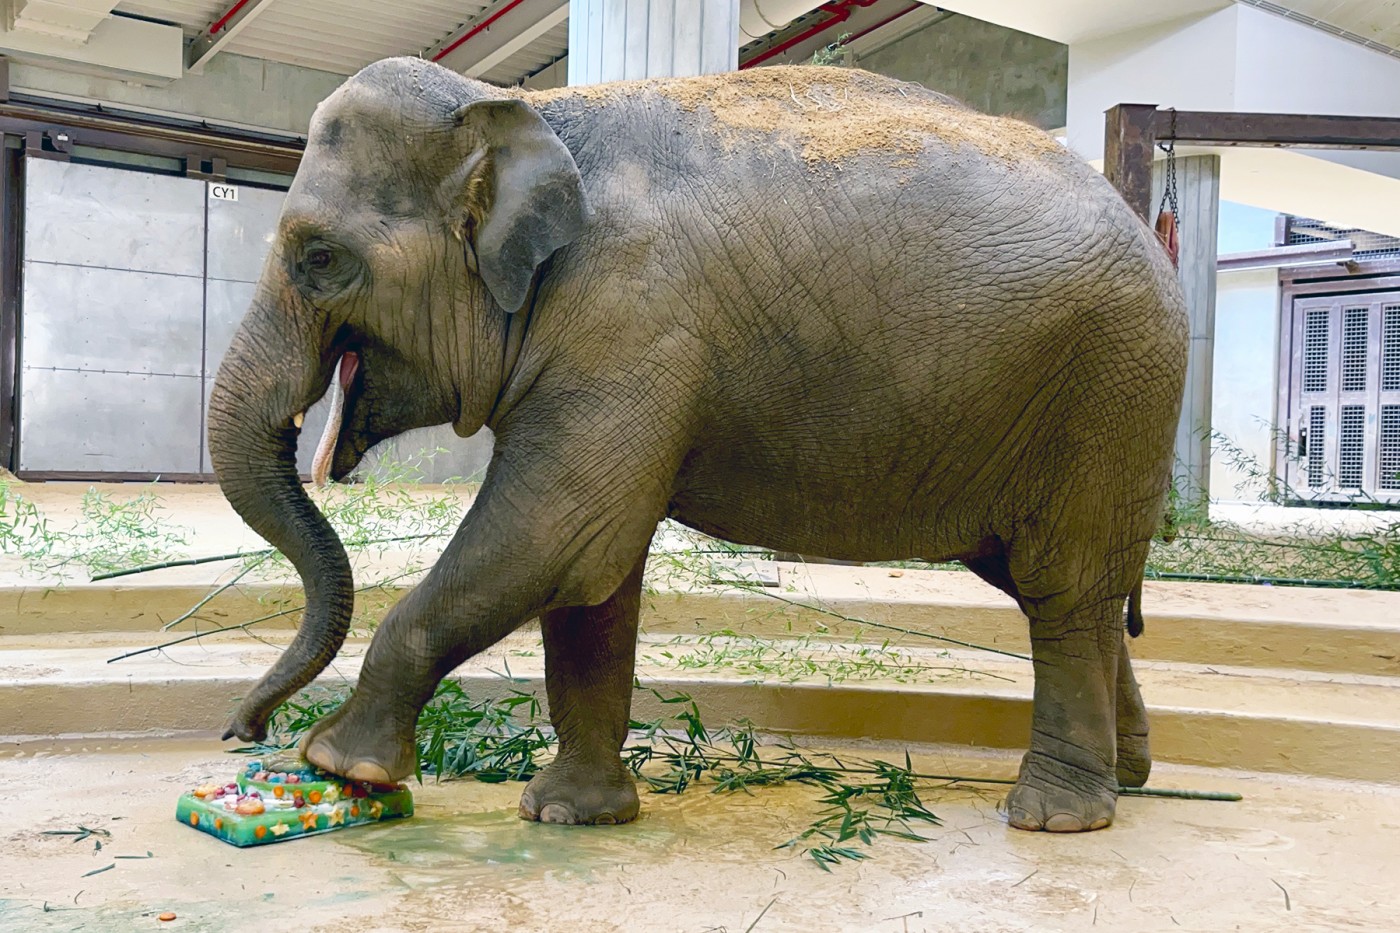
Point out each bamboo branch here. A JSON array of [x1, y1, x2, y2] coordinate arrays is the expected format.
[[159, 552, 271, 631], [743, 586, 1032, 662], [91, 533, 448, 581], [672, 751, 1241, 801], [106, 570, 419, 664]]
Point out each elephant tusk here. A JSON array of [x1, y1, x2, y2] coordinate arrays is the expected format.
[[293, 411, 304, 429], [310, 352, 359, 487]]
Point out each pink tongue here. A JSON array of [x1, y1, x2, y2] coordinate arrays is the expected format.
[[310, 352, 359, 486]]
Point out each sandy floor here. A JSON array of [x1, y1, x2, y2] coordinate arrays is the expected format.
[[1, 739, 1397, 933]]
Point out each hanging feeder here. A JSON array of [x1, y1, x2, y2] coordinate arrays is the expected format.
[[1155, 111, 1181, 269]]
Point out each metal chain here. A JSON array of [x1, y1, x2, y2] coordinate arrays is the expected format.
[[1158, 108, 1180, 217]]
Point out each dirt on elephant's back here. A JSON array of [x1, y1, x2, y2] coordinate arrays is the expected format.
[[521, 66, 1062, 168]]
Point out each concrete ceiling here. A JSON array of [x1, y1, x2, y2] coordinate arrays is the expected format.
[[46, 0, 1400, 89], [115, 0, 570, 82], [917, 0, 1400, 56], [1265, 0, 1400, 52]]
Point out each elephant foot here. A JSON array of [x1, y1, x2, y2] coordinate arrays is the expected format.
[[1116, 732, 1152, 789], [518, 758, 639, 826], [1004, 751, 1117, 833], [300, 699, 417, 784]]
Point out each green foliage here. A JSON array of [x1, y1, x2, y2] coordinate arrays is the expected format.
[[0, 480, 189, 578], [1146, 431, 1400, 588], [810, 32, 853, 67], [241, 680, 939, 869]]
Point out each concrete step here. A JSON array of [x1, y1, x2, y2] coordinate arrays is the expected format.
[[4, 631, 1397, 785], [4, 563, 1400, 679]]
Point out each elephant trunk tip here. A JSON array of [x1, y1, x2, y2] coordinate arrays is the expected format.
[[223, 710, 270, 744]]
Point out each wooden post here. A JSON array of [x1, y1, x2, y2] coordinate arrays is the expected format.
[[1153, 155, 1221, 508], [1103, 104, 1159, 223]]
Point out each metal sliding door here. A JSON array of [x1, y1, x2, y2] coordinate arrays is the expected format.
[[19, 158, 206, 475]]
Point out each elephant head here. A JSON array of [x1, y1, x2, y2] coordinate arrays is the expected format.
[[207, 58, 589, 741]]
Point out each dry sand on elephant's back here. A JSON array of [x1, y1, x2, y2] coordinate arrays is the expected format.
[[519, 65, 1062, 167]]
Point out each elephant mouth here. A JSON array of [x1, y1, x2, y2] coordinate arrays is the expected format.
[[309, 350, 360, 486]]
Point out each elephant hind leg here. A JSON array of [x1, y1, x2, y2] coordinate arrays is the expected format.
[[992, 511, 1158, 831], [1116, 637, 1152, 788], [1005, 590, 1122, 832], [972, 545, 1152, 790], [962, 548, 1026, 613], [518, 550, 647, 826]]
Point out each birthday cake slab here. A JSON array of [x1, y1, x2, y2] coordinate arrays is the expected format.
[[177, 754, 413, 847]]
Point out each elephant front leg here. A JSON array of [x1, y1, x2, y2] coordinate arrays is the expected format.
[[299, 578, 525, 784], [519, 552, 646, 826], [1005, 597, 1121, 833], [300, 508, 562, 784]]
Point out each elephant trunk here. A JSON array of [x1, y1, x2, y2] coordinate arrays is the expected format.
[[207, 287, 353, 742]]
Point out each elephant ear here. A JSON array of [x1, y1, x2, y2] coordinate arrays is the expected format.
[[452, 98, 589, 314]]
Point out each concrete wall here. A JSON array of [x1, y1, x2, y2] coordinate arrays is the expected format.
[[9, 52, 345, 136], [858, 12, 1067, 129]]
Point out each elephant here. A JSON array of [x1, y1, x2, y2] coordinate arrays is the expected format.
[[206, 57, 1187, 834]]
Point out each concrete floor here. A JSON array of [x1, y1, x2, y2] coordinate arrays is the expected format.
[[2, 739, 1398, 933]]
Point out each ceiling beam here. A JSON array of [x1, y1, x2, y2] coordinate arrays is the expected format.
[[8, 0, 122, 44], [428, 0, 568, 78], [186, 0, 282, 74], [0, 13, 182, 84]]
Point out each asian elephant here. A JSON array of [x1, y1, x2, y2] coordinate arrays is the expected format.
[[206, 57, 1186, 834]]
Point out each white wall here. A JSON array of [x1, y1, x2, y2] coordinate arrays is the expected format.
[[1232, 4, 1400, 185], [1210, 201, 1283, 502], [1212, 267, 1280, 500], [1066, 7, 1240, 159], [1066, 4, 1400, 237]]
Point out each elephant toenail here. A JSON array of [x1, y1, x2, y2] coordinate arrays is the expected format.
[[593, 813, 616, 825], [539, 804, 576, 824], [1006, 810, 1044, 832], [1044, 813, 1088, 833]]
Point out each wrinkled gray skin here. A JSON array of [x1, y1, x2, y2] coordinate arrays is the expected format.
[[207, 57, 1186, 834]]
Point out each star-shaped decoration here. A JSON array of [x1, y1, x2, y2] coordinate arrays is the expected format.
[[368, 800, 383, 819], [328, 805, 346, 827], [270, 821, 290, 837], [322, 786, 340, 804], [299, 811, 321, 832]]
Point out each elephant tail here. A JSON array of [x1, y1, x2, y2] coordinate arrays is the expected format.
[[1125, 578, 1146, 638]]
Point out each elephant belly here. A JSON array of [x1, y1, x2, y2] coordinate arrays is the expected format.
[[666, 462, 981, 563]]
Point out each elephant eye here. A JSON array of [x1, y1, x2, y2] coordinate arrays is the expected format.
[[306, 247, 333, 271], [295, 238, 359, 295]]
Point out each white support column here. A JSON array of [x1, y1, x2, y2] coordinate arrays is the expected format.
[[1154, 154, 1221, 506], [568, 0, 739, 85]]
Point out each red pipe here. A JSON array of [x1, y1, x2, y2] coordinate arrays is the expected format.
[[432, 0, 529, 62], [842, 2, 924, 47], [209, 0, 252, 35], [740, 0, 882, 70]]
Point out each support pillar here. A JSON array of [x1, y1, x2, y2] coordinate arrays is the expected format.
[[1153, 154, 1220, 509], [568, 0, 739, 85]]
